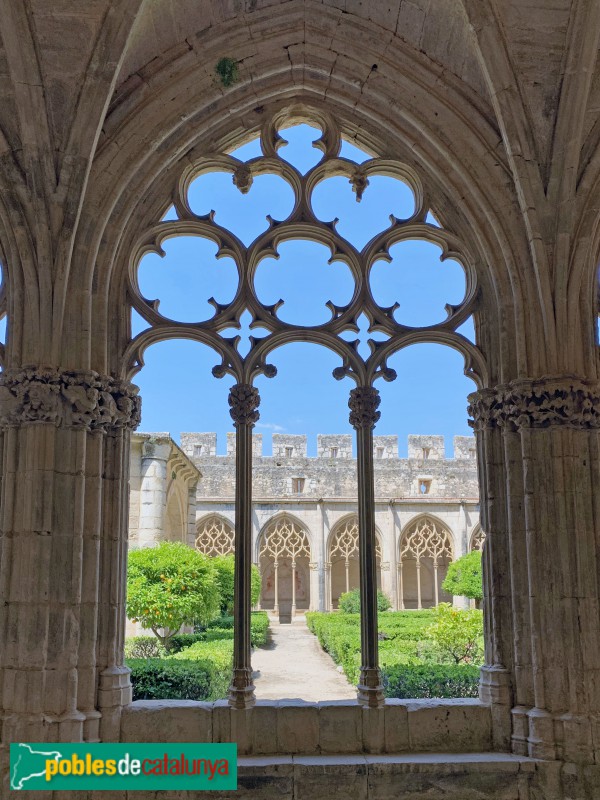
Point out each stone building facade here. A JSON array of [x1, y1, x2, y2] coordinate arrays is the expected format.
[[130, 432, 481, 615], [2, 2, 600, 796]]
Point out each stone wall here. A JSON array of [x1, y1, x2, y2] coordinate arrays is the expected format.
[[180, 433, 479, 501]]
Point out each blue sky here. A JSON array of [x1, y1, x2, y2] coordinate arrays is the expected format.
[[134, 125, 477, 457]]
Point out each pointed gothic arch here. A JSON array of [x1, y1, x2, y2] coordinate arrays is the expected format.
[[470, 524, 486, 552], [257, 513, 312, 618], [398, 514, 454, 609], [327, 514, 383, 609], [195, 513, 235, 557]]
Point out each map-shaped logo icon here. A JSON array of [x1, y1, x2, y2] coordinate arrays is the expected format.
[[11, 743, 62, 790]]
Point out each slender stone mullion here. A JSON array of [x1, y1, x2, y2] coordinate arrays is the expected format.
[[228, 383, 259, 709], [349, 385, 384, 707]]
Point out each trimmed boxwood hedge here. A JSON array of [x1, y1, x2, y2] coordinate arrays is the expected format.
[[126, 612, 270, 701], [306, 610, 481, 698], [384, 664, 480, 699]]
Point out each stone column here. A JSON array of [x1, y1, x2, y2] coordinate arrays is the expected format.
[[318, 499, 326, 611], [138, 437, 170, 548], [0, 368, 140, 744], [389, 501, 399, 610], [228, 383, 258, 709], [186, 480, 198, 548], [349, 386, 384, 707], [470, 377, 600, 762]]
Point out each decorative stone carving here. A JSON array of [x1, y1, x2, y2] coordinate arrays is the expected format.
[[470, 527, 486, 552], [348, 386, 381, 429], [0, 367, 141, 432], [329, 516, 383, 561], [232, 163, 253, 194], [400, 516, 453, 564], [228, 383, 260, 427], [196, 515, 235, 556], [468, 377, 600, 431], [350, 168, 369, 202]]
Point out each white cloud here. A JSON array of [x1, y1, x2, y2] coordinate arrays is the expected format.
[[255, 422, 286, 432]]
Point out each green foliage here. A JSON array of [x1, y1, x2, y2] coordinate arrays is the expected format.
[[215, 57, 239, 87], [306, 609, 482, 697], [211, 555, 261, 615], [442, 550, 483, 600], [127, 542, 220, 650], [338, 588, 391, 613], [384, 664, 480, 699], [425, 603, 484, 664], [128, 640, 232, 701], [124, 636, 165, 659], [125, 612, 271, 701]]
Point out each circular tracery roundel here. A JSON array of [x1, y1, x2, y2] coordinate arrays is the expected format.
[[195, 515, 235, 556], [124, 106, 484, 387]]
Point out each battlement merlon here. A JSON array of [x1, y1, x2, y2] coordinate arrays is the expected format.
[[179, 433, 477, 461]]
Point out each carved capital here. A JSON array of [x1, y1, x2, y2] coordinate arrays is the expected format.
[[228, 383, 260, 427], [0, 367, 141, 432], [468, 376, 600, 432], [348, 386, 381, 429]]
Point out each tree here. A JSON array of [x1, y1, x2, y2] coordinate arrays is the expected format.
[[338, 588, 391, 613], [127, 542, 220, 651], [212, 554, 262, 616], [425, 603, 484, 664], [442, 550, 483, 601]]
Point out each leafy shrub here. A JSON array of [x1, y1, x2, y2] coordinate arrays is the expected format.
[[384, 664, 480, 699], [442, 551, 483, 601], [127, 542, 220, 650], [124, 636, 165, 659], [128, 640, 232, 701], [306, 609, 482, 697], [211, 555, 262, 616], [338, 588, 391, 613], [425, 603, 484, 664], [167, 633, 205, 654]]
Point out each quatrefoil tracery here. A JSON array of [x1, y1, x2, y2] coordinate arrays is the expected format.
[[125, 108, 484, 387]]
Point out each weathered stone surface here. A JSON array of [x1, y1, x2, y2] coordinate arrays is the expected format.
[[120, 700, 212, 743]]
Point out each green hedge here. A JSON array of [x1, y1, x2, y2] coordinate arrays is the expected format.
[[384, 664, 480, 699], [128, 640, 232, 701], [306, 610, 482, 698], [126, 612, 270, 701]]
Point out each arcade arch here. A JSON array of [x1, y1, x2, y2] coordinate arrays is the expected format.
[[327, 515, 383, 608], [398, 515, 454, 609], [195, 514, 235, 557], [258, 514, 312, 619]]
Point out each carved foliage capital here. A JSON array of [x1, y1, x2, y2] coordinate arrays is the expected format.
[[468, 376, 600, 432], [349, 386, 381, 429], [0, 367, 141, 432], [229, 383, 260, 427]]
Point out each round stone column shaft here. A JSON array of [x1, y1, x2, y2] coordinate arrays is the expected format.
[[228, 383, 259, 709], [349, 385, 385, 707]]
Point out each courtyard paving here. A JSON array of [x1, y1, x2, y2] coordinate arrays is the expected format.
[[252, 615, 356, 701]]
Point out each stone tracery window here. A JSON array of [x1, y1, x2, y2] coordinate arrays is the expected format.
[[470, 526, 486, 552], [258, 515, 311, 617], [398, 516, 454, 609], [328, 515, 383, 607], [125, 106, 481, 708], [195, 514, 235, 556]]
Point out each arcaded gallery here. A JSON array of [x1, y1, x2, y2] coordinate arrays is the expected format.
[[0, 1, 600, 798]]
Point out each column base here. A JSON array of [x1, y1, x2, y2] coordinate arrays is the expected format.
[[228, 669, 256, 710], [527, 707, 556, 760], [357, 668, 385, 708]]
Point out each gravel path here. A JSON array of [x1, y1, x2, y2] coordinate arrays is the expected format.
[[252, 615, 356, 701]]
